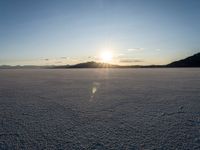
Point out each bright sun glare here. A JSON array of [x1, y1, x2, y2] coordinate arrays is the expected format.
[[100, 51, 113, 62]]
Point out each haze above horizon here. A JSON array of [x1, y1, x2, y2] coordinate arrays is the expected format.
[[0, 0, 200, 65]]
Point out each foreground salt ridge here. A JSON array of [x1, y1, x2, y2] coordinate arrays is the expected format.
[[0, 69, 200, 149]]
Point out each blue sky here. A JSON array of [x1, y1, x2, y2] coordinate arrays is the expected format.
[[0, 0, 200, 65]]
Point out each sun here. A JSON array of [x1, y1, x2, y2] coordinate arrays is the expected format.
[[100, 51, 113, 62]]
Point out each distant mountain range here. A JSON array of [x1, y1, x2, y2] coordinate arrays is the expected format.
[[1, 52, 200, 69], [65, 61, 162, 68]]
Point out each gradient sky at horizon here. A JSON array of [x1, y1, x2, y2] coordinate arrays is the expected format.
[[0, 0, 200, 65]]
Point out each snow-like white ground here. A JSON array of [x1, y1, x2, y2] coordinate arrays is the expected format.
[[0, 69, 200, 150]]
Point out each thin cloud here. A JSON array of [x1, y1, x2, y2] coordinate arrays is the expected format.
[[88, 56, 95, 59], [60, 57, 70, 59], [117, 53, 125, 56], [115, 53, 125, 59], [120, 58, 144, 63], [127, 48, 144, 52]]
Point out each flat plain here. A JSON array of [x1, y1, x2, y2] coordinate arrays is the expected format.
[[0, 69, 200, 149]]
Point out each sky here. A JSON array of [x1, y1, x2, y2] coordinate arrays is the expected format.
[[0, 0, 200, 65]]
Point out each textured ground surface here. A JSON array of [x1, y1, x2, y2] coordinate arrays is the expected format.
[[0, 69, 200, 150]]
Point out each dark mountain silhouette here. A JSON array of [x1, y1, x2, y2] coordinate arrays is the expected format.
[[49, 61, 163, 68], [68, 61, 120, 68], [167, 53, 200, 67]]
